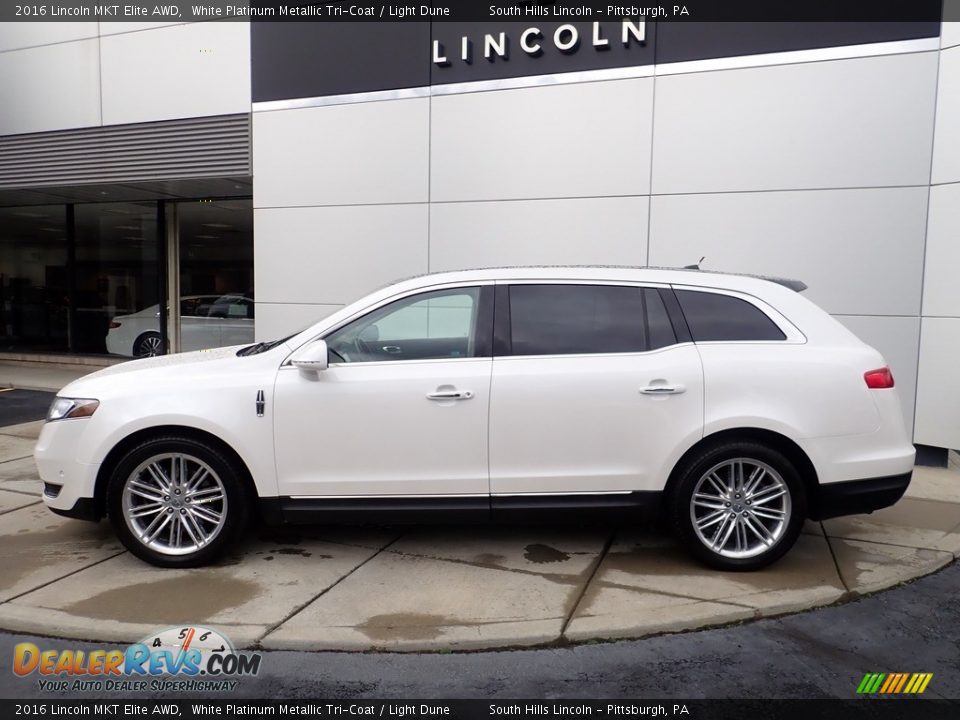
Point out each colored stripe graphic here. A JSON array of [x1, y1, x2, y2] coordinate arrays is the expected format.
[[857, 672, 932, 694]]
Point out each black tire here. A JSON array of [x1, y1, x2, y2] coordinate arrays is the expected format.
[[106, 435, 249, 568], [133, 332, 163, 357], [668, 440, 806, 571]]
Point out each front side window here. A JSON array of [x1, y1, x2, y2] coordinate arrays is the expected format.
[[326, 287, 481, 363], [508, 284, 676, 356], [675, 289, 786, 342]]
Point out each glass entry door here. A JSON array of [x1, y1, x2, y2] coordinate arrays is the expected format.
[[76, 202, 161, 356], [174, 199, 254, 354]]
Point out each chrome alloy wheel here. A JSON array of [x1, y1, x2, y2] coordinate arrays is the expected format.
[[135, 334, 162, 357], [689, 458, 792, 559], [121, 453, 228, 556]]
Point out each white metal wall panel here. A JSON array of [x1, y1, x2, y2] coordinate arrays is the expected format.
[[0, 39, 101, 135]]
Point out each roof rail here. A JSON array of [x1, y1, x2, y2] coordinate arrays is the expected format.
[[376, 265, 809, 293], [671, 267, 807, 292]]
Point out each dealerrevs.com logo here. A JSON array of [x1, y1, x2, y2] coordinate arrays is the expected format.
[[13, 626, 262, 692]]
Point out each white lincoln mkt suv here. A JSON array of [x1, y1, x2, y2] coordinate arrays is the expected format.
[[35, 267, 915, 570]]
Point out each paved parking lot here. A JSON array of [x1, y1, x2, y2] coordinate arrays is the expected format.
[[0, 389, 53, 426], [1, 419, 960, 652]]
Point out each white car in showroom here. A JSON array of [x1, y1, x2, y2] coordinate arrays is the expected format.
[[36, 267, 915, 570], [105, 294, 254, 357]]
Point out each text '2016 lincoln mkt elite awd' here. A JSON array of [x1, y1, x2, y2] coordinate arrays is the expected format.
[[35, 267, 915, 570]]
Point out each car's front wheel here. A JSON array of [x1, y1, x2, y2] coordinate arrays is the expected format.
[[669, 441, 806, 571], [107, 436, 247, 567]]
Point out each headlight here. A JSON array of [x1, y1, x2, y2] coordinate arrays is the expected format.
[[47, 397, 99, 422]]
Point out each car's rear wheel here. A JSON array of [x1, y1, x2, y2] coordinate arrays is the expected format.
[[133, 332, 162, 357], [669, 441, 806, 571], [106, 436, 247, 567]]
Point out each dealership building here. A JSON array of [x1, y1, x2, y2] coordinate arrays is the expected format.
[[0, 17, 958, 456]]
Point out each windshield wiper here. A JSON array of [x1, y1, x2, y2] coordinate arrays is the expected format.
[[237, 334, 294, 357]]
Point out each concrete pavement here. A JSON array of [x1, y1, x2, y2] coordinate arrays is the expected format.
[[0, 418, 958, 652], [7, 561, 960, 698], [0, 360, 101, 393]]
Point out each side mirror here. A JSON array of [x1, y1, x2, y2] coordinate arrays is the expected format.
[[291, 339, 329, 373]]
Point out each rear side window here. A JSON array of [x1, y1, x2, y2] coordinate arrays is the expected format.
[[508, 284, 676, 356], [675, 290, 786, 342]]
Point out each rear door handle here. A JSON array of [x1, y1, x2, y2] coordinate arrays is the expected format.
[[640, 384, 686, 395], [426, 390, 474, 401]]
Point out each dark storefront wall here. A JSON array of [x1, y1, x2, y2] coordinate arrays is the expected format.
[[0, 205, 68, 352], [251, 21, 941, 102], [0, 199, 253, 356], [73, 202, 160, 354]]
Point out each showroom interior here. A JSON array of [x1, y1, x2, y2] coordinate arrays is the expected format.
[[0, 17, 958, 461]]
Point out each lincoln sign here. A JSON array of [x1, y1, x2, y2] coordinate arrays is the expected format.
[[432, 20, 647, 66]]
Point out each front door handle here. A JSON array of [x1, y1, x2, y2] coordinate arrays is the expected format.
[[640, 384, 686, 395], [426, 390, 474, 401]]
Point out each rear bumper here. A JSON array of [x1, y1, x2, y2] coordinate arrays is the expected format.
[[811, 471, 911, 521]]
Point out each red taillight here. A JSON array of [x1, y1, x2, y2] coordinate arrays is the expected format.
[[864, 367, 895, 389], [109, 320, 121, 329]]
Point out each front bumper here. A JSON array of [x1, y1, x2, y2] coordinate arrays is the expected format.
[[811, 471, 912, 520], [47, 497, 101, 521], [34, 419, 102, 520]]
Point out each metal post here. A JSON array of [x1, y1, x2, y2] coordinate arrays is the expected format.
[[165, 202, 181, 353], [65, 204, 76, 353]]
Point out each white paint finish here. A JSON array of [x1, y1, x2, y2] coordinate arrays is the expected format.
[[100, 22, 250, 125], [274, 359, 491, 496], [648, 187, 929, 317], [34, 345, 288, 507], [921, 182, 960, 317], [932, 45, 960, 185], [253, 98, 429, 208], [0, 22, 97, 52], [653, 52, 939, 193], [489, 345, 704, 494], [914, 317, 960, 448], [254, 204, 428, 305], [0, 39, 101, 135], [431, 78, 653, 202], [699, 342, 883, 439], [429, 196, 648, 271], [836, 315, 920, 435], [255, 303, 341, 342], [35, 267, 916, 568]]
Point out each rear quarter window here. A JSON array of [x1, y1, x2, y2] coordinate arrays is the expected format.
[[675, 289, 786, 342]]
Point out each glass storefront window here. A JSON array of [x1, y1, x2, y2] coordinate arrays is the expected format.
[[75, 202, 160, 356], [0, 206, 69, 352], [176, 199, 254, 352], [0, 197, 252, 357]]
